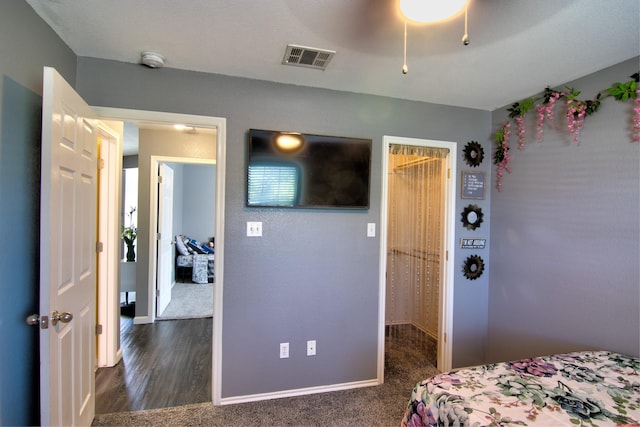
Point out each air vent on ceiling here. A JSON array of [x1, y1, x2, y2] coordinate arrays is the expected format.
[[282, 44, 335, 71]]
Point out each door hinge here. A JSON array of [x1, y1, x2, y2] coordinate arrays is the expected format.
[[157, 232, 162, 241], [98, 158, 105, 170], [158, 175, 163, 184], [156, 289, 160, 297], [96, 324, 103, 335], [444, 333, 447, 343], [446, 250, 449, 261], [96, 241, 103, 253], [447, 168, 451, 179]]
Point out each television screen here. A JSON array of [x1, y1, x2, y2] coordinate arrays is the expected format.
[[246, 129, 372, 209]]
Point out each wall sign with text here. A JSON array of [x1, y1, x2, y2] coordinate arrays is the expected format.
[[461, 171, 485, 199], [460, 238, 486, 249]]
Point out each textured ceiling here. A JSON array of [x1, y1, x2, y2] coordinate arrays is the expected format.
[[26, 0, 640, 111]]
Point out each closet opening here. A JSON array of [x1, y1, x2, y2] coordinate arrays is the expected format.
[[380, 136, 456, 375]]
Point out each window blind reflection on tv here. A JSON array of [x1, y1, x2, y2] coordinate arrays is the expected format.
[[247, 129, 372, 209]]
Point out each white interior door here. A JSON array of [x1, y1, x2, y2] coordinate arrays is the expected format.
[[39, 66, 97, 426], [156, 163, 174, 316]]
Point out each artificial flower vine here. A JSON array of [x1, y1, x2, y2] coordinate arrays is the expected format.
[[634, 87, 640, 141], [494, 121, 511, 192], [494, 73, 639, 191]]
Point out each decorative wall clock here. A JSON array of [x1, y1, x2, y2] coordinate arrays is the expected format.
[[461, 204, 484, 230], [462, 254, 485, 280], [463, 141, 484, 167]]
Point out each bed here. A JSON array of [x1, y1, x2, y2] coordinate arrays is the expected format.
[[402, 350, 639, 426], [175, 235, 214, 284], [176, 253, 214, 283]]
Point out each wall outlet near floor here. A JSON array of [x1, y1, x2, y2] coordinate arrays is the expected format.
[[280, 342, 289, 358], [307, 340, 316, 356]]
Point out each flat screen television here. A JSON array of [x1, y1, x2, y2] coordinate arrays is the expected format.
[[246, 129, 372, 209]]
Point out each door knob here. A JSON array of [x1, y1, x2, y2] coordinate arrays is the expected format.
[[51, 310, 73, 326], [25, 314, 39, 326], [25, 314, 49, 329]]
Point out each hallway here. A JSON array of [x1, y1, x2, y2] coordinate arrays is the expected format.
[[95, 317, 212, 413]]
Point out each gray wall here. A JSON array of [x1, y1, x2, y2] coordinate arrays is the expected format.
[[0, 1, 77, 424], [182, 164, 216, 242], [122, 155, 139, 169], [76, 58, 492, 397], [487, 57, 640, 361]]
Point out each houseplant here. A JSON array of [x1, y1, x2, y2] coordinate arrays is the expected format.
[[121, 206, 137, 262]]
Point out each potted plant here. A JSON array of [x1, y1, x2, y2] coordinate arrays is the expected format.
[[121, 206, 137, 262]]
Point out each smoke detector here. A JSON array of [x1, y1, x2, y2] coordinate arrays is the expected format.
[[140, 51, 165, 68], [282, 44, 335, 71]]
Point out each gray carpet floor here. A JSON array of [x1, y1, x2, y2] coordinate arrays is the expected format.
[[92, 324, 438, 426], [157, 282, 213, 320]]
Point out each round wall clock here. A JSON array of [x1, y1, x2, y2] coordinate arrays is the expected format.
[[462, 255, 485, 280], [463, 141, 484, 167], [461, 204, 484, 230]]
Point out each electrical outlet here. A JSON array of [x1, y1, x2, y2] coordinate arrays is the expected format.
[[280, 342, 289, 359], [307, 340, 316, 356]]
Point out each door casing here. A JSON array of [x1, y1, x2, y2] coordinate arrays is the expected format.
[[97, 121, 124, 368]]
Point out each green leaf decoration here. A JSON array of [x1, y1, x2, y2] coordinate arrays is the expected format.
[[520, 97, 535, 115], [507, 97, 536, 118], [605, 80, 638, 101], [493, 72, 640, 190]]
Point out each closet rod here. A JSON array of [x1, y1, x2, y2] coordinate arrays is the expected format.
[[393, 156, 438, 171]]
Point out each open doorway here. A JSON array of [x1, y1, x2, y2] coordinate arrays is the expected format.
[[379, 136, 456, 375], [100, 131, 216, 412], [119, 164, 138, 317], [94, 108, 226, 410], [155, 160, 216, 320]]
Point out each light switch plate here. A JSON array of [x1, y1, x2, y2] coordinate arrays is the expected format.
[[367, 223, 376, 237], [280, 342, 289, 358], [247, 221, 262, 237]]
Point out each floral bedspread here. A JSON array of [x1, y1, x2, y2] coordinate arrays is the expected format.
[[402, 351, 639, 426]]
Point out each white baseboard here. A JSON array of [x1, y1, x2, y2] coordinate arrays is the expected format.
[[133, 315, 152, 325], [219, 378, 381, 406]]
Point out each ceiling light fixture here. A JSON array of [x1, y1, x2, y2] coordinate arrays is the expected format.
[[140, 51, 165, 68], [399, 0, 468, 23], [398, 0, 471, 74]]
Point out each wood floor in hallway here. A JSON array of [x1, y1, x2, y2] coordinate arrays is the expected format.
[[95, 316, 212, 414]]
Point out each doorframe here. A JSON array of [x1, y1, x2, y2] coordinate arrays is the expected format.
[[149, 156, 215, 320], [96, 121, 124, 368], [378, 135, 456, 377], [93, 107, 226, 405]]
